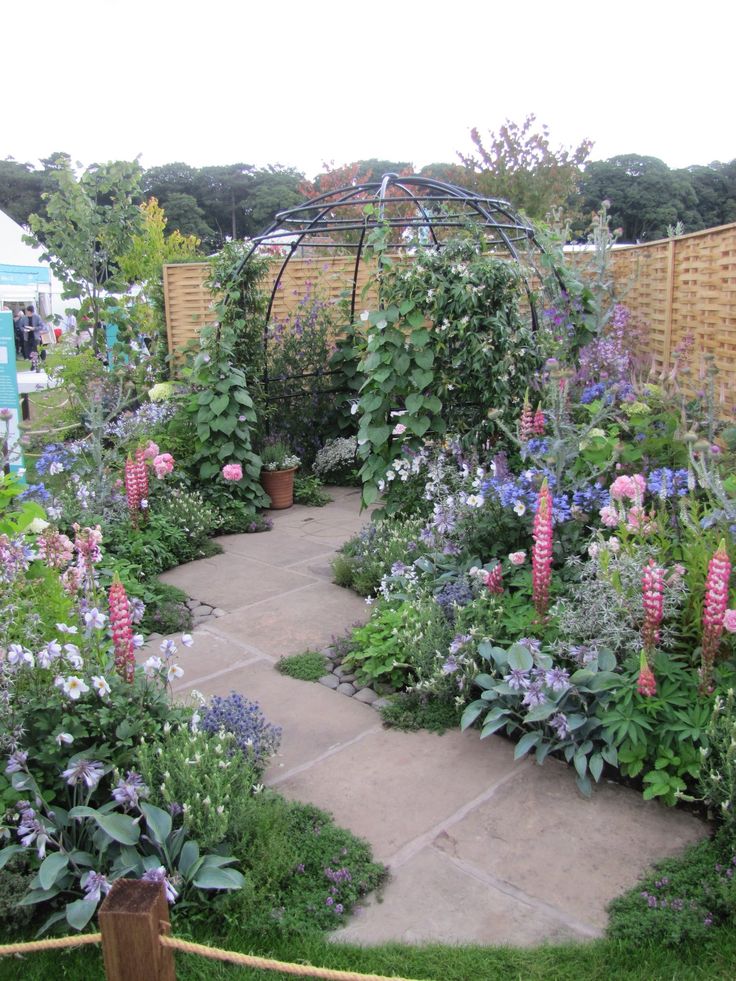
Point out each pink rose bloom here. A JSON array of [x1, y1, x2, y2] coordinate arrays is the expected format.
[[599, 505, 620, 528], [141, 441, 160, 461], [723, 609, 736, 633], [392, 423, 407, 436], [508, 551, 526, 566], [222, 463, 243, 482], [153, 453, 175, 478]]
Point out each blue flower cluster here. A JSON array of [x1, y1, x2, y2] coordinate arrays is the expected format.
[[35, 443, 76, 476], [580, 382, 608, 404], [646, 468, 690, 499], [435, 580, 473, 623], [19, 482, 51, 504], [201, 692, 282, 771], [105, 401, 177, 442]]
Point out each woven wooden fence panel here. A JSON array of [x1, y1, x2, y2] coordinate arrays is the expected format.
[[164, 223, 736, 408]]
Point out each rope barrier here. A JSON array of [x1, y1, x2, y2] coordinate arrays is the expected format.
[[0, 932, 101, 956], [160, 935, 428, 981]]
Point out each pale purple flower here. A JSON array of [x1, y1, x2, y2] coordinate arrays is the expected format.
[[504, 668, 529, 690], [449, 634, 472, 655], [83, 608, 107, 631], [5, 750, 28, 774], [129, 598, 145, 624], [62, 758, 105, 789], [441, 656, 459, 675], [180, 634, 194, 647], [133, 634, 145, 649], [160, 639, 177, 658], [517, 637, 542, 654], [55, 732, 74, 746], [549, 713, 570, 739], [82, 870, 111, 903], [112, 771, 149, 809], [142, 866, 178, 904], [56, 622, 78, 635], [167, 664, 184, 683], [544, 667, 570, 692], [522, 683, 546, 708]]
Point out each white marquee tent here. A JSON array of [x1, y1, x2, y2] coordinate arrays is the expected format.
[[0, 209, 69, 319]]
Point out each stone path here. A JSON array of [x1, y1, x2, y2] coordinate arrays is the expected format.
[[155, 487, 707, 947]]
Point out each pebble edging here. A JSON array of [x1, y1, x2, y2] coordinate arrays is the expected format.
[[185, 598, 227, 627], [317, 645, 394, 711]]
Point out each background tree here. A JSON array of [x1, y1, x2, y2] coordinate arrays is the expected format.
[[117, 197, 200, 371], [26, 157, 144, 351], [576, 155, 699, 242], [458, 114, 593, 220], [157, 191, 214, 241], [0, 159, 46, 226]]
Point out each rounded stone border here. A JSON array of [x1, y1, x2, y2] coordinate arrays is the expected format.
[[316, 645, 393, 711]]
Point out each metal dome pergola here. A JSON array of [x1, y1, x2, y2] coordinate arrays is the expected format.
[[239, 173, 548, 330]]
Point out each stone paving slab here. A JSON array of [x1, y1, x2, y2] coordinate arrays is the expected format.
[[210, 580, 369, 657], [333, 847, 593, 947], [213, 532, 337, 567], [160, 553, 318, 610], [274, 727, 521, 862], [429, 755, 704, 931]]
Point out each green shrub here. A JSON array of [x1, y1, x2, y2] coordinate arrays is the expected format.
[[700, 688, 736, 842]]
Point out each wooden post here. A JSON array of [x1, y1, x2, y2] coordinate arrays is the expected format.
[[99, 879, 176, 981]]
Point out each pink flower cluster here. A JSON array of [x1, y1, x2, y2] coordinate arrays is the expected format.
[[152, 453, 175, 479], [701, 540, 732, 691], [610, 473, 646, 505], [73, 523, 103, 594], [532, 479, 553, 617], [37, 529, 74, 570], [141, 441, 159, 461], [532, 407, 545, 436], [222, 463, 243, 482], [637, 652, 657, 697], [125, 450, 149, 517], [518, 395, 534, 442], [484, 565, 504, 595], [109, 577, 135, 683], [641, 559, 665, 652]]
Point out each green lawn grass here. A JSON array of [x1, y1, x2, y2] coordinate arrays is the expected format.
[[2, 925, 734, 981]]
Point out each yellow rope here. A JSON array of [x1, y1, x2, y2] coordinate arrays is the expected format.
[[160, 936, 428, 981], [0, 933, 101, 957]]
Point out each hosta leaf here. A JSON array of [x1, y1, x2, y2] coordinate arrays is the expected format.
[[514, 731, 541, 759], [39, 853, 68, 891]]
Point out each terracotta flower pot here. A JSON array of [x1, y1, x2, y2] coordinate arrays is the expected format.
[[260, 467, 297, 509]]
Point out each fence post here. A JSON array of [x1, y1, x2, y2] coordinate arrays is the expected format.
[[661, 237, 677, 372], [99, 879, 176, 981]]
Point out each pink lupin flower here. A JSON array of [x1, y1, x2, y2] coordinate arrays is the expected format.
[[532, 406, 546, 436], [108, 576, 135, 683], [701, 540, 732, 691], [532, 479, 553, 617], [483, 564, 504, 595], [134, 448, 149, 504], [641, 559, 665, 653], [637, 651, 657, 697], [518, 391, 534, 443], [125, 457, 141, 513]]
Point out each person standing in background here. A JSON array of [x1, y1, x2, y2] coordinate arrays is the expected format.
[[23, 305, 44, 362], [12, 307, 25, 356]]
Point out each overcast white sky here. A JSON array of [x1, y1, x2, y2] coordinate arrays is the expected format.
[[5, 0, 734, 177]]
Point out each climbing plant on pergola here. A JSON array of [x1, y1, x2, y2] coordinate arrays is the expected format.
[[239, 172, 550, 334]]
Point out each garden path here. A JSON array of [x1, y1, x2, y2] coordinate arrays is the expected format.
[[152, 488, 707, 947]]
